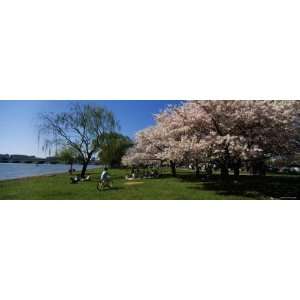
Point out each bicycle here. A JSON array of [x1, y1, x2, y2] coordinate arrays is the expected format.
[[97, 178, 113, 191]]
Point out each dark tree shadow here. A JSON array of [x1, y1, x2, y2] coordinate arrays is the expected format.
[[183, 175, 300, 199], [158, 173, 177, 179]]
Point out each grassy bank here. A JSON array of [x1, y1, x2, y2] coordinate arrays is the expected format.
[[0, 168, 299, 200]]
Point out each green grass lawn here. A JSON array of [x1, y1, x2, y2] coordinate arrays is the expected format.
[[0, 168, 299, 200]]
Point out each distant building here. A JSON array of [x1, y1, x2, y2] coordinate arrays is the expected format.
[[0, 154, 44, 163], [0, 154, 10, 162], [10, 154, 36, 160]]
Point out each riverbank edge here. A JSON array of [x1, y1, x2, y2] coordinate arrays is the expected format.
[[0, 166, 100, 182]]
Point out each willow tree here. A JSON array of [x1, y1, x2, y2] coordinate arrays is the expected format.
[[39, 103, 119, 178], [98, 133, 133, 167]]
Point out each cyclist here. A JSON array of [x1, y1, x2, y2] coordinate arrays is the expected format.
[[98, 167, 112, 190]]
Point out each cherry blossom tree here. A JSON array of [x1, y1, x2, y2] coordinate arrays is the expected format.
[[122, 100, 299, 178], [122, 125, 167, 168], [163, 100, 299, 177]]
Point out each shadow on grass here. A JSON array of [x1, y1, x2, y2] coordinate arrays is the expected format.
[[96, 187, 124, 192], [158, 174, 177, 179], [179, 174, 300, 199]]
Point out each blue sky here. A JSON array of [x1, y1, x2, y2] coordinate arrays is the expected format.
[[0, 100, 182, 157]]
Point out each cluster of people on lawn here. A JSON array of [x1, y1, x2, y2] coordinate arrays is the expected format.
[[70, 165, 160, 186], [70, 174, 91, 183], [125, 166, 160, 180]]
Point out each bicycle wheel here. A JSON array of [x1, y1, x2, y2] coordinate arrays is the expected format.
[[97, 181, 103, 191]]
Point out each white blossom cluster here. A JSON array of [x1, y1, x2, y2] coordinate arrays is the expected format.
[[122, 100, 299, 167]]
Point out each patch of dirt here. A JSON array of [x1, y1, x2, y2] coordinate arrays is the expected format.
[[124, 181, 144, 186]]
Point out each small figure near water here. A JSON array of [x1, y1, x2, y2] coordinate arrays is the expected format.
[[68, 168, 76, 175]]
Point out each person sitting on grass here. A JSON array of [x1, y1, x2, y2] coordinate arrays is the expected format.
[[125, 169, 136, 180], [70, 175, 80, 184], [143, 169, 149, 178], [70, 174, 91, 183], [153, 168, 159, 178], [81, 175, 91, 182]]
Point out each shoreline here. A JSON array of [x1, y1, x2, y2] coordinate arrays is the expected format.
[[0, 166, 100, 182]]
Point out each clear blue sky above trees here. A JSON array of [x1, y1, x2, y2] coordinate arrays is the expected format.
[[0, 100, 182, 157]]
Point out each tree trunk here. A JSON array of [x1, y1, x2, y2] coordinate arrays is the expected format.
[[80, 152, 94, 178], [258, 161, 266, 176], [251, 159, 266, 176], [196, 166, 200, 177], [221, 165, 229, 178], [206, 164, 213, 177], [170, 160, 176, 177], [221, 148, 230, 179], [195, 160, 200, 177], [234, 166, 240, 178], [250, 163, 256, 175], [80, 161, 89, 178], [233, 160, 241, 178], [70, 162, 73, 175]]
